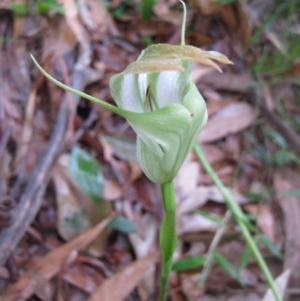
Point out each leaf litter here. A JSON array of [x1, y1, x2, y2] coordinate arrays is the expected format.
[[0, 0, 299, 300]]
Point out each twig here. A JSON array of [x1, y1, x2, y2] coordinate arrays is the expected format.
[[0, 45, 92, 267], [198, 210, 232, 290], [71, 104, 99, 144]]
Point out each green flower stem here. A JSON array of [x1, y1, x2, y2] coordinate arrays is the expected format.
[[193, 143, 282, 301], [179, 0, 186, 46], [159, 181, 177, 301]]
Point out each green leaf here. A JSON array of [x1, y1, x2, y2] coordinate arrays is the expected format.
[[10, 3, 29, 15], [172, 256, 206, 272], [68, 145, 104, 206], [36, 2, 64, 14], [284, 189, 300, 197], [264, 128, 287, 148], [257, 234, 283, 261], [245, 192, 264, 202], [194, 210, 225, 226], [213, 252, 241, 283], [217, 0, 236, 5], [274, 149, 300, 166], [239, 245, 253, 271], [108, 216, 137, 233], [140, 0, 156, 20]]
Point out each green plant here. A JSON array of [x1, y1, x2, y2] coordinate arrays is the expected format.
[[139, 0, 157, 20], [193, 143, 282, 301], [11, 0, 64, 15]]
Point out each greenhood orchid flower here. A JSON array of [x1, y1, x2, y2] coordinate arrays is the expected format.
[[109, 44, 232, 183], [31, 44, 232, 183]]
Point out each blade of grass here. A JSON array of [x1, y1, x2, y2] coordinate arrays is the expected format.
[[193, 143, 282, 301]]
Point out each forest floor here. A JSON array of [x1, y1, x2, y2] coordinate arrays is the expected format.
[[0, 0, 300, 300]]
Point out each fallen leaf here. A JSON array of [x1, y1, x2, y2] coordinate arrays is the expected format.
[[226, 292, 260, 301], [42, 16, 77, 58], [264, 30, 287, 57], [273, 169, 300, 287], [128, 214, 157, 259], [78, 0, 119, 37], [0, 0, 10, 8], [243, 204, 275, 242], [177, 185, 249, 216], [175, 156, 200, 200], [262, 269, 290, 301], [193, 0, 251, 48], [103, 179, 123, 201], [199, 102, 255, 143], [53, 161, 92, 240], [62, 263, 105, 293], [201, 144, 226, 166], [60, 0, 87, 45], [128, 214, 157, 300], [201, 72, 256, 93], [179, 213, 219, 234], [86, 251, 159, 301], [0, 216, 113, 301]]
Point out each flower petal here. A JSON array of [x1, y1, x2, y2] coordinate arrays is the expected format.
[[153, 63, 190, 107], [126, 81, 207, 183], [110, 73, 146, 113]]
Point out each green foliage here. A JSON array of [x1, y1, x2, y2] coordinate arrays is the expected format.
[[194, 210, 225, 226], [251, 0, 300, 76], [11, 0, 64, 15], [172, 256, 206, 272], [108, 216, 137, 233], [35, 0, 64, 14], [239, 234, 283, 271], [257, 234, 283, 261], [139, 0, 157, 20], [247, 129, 300, 168], [217, 0, 236, 5], [10, 3, 29, 15], [284, 189, 300, 198], [103, 0, 132, 18], [142, 36, 153, 47], [264, 128, 287, 148], [212, 251, 243, 285], [273, 149, 300, 166], [63, 209, 90, 233], [239, 245, 253, 271], [68, 145, 105, 207]]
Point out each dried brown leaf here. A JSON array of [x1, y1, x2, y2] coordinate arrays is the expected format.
[[62, 263, 105, 293], [273, 169, 300, 287], [86, 251, 159, 301], [78, 0, 119, 36], [199, 102, 255, 143], [177, 185, 249, 216], [43, 16, 77, 58], [262, 269, 290, 301], [60, 0, 87, 45], [0, 217, 112, 301], [175, 156, 200, 200], [243, 204, 275, 242]]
